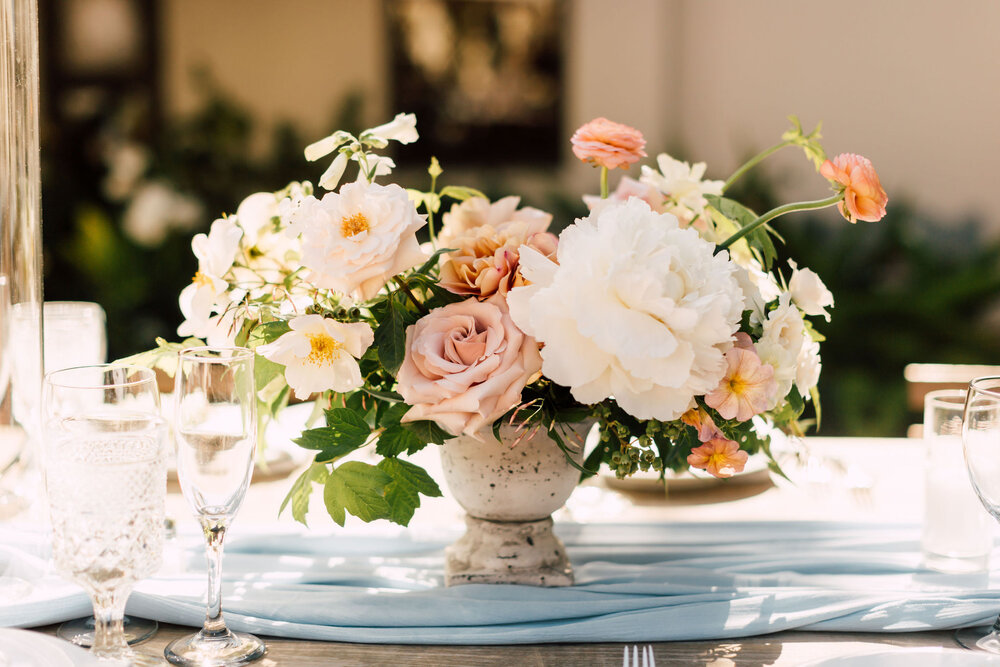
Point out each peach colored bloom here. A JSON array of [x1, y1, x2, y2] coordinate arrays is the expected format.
[[438, 197, 557, 300], [582, 176, 669, 213], [705, 345, 777, 422], [396, 296, 542, 437], [819, 153, 888, 223], [687, 437, 749, 478], [570, 118, 647, 170], [681, 406, 722, 442]]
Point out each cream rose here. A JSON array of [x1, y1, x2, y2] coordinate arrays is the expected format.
[[287, 181, 427, 301], [396, 297, 542, 437]]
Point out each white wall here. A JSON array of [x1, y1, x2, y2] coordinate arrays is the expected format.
[[161, 0, 1000, 228]]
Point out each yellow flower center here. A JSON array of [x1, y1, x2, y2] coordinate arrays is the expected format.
[[192, 271, 213, 287], [727, 376, 748, 395], [306, 333, 344, 366], [340, 212, 370, 238]]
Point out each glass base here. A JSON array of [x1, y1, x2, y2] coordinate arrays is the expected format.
[[164, 629, 265, 666], [57, 615, 158, 647], [955, 626, 1000, 652]]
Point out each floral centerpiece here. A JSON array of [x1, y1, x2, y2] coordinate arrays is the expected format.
[[132, 112, 886, 531]]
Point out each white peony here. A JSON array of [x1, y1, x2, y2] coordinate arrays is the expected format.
[[788, 259, 834, 321], [756, 293, 806, 406], [257, 315, 374, 400], [286, 181, 428, 301], [507, 198, 744, 421], [640, 153, 724, 218]]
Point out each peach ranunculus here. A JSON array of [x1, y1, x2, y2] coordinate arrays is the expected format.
[[581, 176, 669, 214], [286, 181, 428, 301], [687, 437, 749, 478], [680, 406, 722, 442], [705, 343, 777, 422], [438, 197, 558, 300], [570, 118, 647, 170], [819, 153, 888, 223], [396, 296, 542, 437]]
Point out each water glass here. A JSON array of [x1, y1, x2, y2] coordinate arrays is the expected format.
[[41, 301, 107, 373], [43, 365, 166, 664], [921, 389, 993, 572], [165, 346, 265, 666]]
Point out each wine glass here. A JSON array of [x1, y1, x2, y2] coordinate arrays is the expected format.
[[164, 347, 265, 666], [43, 364, 167, 665], [958, 376, 1000, 652]]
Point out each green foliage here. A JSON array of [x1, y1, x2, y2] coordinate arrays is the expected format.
[[373, 291, 418, 375], [279, 464, 329, 526], [705, 194, 779, 270], [378, 458, 442, 526], [116, 337, 206, 376], [323, 461, 393, 526]]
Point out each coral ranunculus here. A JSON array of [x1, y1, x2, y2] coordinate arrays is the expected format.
[[687, 437, 749, 479], [819, 153, 888, 223], [570, 117, 647, 170], [396, 297, 542, 438]]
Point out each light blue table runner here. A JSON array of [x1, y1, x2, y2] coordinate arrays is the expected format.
[[2, 522, 997, 643]]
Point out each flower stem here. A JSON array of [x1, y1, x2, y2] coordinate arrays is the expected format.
[[718, 193, 843, 250], [394, 276, 428, 315], [600, 166, 609, 199], [427, 171, 439, 247], [722, 140, 793, 193]]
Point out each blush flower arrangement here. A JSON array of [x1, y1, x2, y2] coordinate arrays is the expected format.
[[131, 113, 887, 527]]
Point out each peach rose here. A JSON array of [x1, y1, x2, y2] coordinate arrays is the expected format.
[[820, 153, 888, 223], [438, 196, 551, 250], [570, 117, 647, 170], [397, 297, 542, 437], [438, 197, 557, 300]]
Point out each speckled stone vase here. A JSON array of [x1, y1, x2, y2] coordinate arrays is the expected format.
[[440, 421, 590, 587]]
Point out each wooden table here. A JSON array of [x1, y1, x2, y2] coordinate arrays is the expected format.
[[33, 437, 996, 665]]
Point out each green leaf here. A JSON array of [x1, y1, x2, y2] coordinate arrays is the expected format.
[[406, 189, 426, 207], [439, 185, 487, 202], [323, 461, 392, 526], [361, 388, 404, 403], [378, 458, 442, 526], [246, 320, 291, 347], [295, 408, 371, 455], [254, 355, 285, 398], [414, 247, 458, 276], [376, 424, 425, 457], [705, 195, 778, 270], [115, 337, 205, 377], [401, 419, 454, 445], [424, 193, 442, 214], [374, 293, 412, 375], [377, 401, 410, 428], [279, 464, 329, 526]]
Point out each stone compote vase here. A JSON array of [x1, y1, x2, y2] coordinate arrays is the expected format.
[[439, 420, 591, 587]]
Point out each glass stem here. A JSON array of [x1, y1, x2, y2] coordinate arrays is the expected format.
[[202, 518, 229, 637], [90, 587, 129, 658]]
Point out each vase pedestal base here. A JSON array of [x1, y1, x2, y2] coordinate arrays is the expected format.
[[444, 515, 573, 587]]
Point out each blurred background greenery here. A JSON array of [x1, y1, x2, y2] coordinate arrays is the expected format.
[[37, 0, 1000, 438]]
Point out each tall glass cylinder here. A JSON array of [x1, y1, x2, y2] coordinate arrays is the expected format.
[[0, 0, 43, 517]]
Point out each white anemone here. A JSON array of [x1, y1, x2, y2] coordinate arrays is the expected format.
[[640, 153, 724, 216], [507, 197, 744, 421]]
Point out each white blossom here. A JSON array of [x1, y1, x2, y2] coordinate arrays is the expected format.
[[640, 153, 724, 217], [176, 218, 242, 338], [257, 315, 374, 400], [756, 293, 807, 406], [788, 259, 834, 321]]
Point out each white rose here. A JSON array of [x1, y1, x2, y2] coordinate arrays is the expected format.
[[287, 181, 428, 301], [508, 198, 743, 422], [788, 259, 834, 321]]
